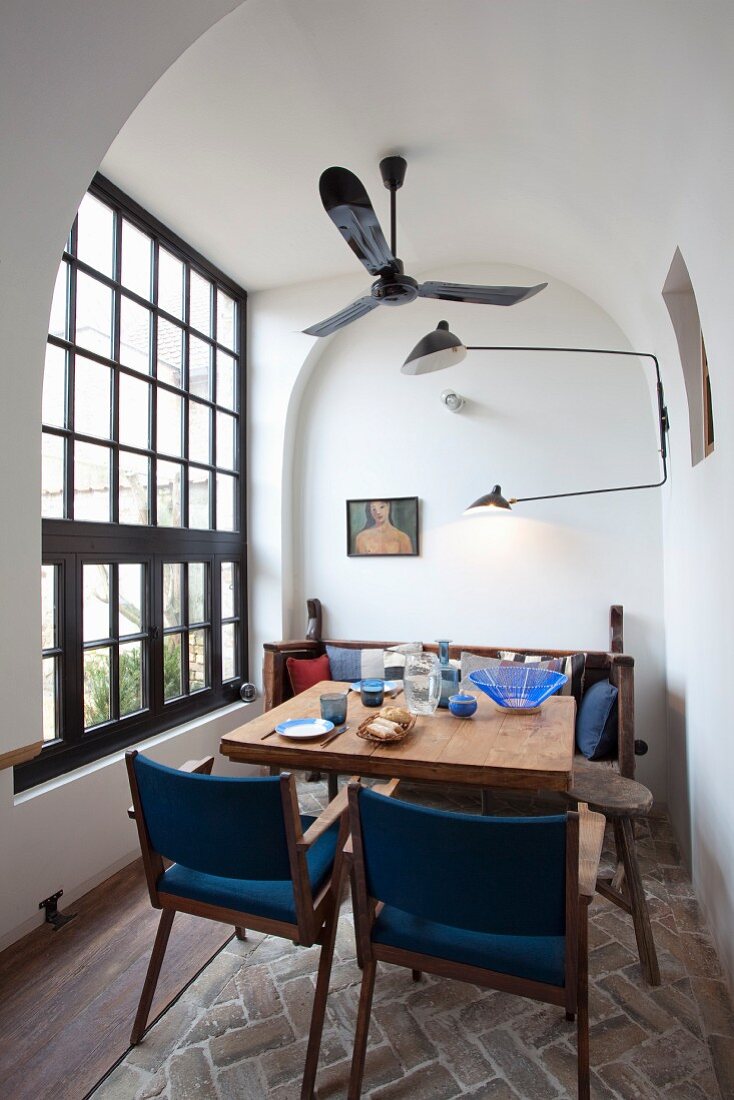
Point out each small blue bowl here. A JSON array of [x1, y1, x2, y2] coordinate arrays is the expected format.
[[448, 693, 478, 718]]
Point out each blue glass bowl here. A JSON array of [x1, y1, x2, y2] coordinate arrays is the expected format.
[[468, 666, 568, 709]]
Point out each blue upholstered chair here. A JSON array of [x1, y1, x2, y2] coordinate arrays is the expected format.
[[126, 750, 350, 1099], [346, 783, 605, 1100]]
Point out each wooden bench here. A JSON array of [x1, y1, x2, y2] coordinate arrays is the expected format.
[[262, 602, 645, 780]]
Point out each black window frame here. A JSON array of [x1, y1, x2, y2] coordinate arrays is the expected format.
[[18, 175, 247, 792]]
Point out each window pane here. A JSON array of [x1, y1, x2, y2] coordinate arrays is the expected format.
[[158, 248, 184, 319], [43, 656, 58, 741], [216, 289, 236, 351], [157, 318, 183, 388], [189, 629, 208, 692], [49, 261, 69, 339], [216, 350, 236, 410], [75, 271, 113, 358], [216, 473, 236, 531], [221, 562, 236, 621], [188, 467, 211, 529], [189, 336, 211, 400], [216, 411, 236, 471], [121, 220, 152, 300], [163, 563, 183, 628], [157, 460, 182, 527], [120, 640, 144, 717], [84, 647, 111, 728], [119, 563, 143, 636], [157, 390, 182, 457], [163, 633, 183, 701], [76, 193, 115, 278], [189, 401, 211, 465], [83, 563, 110, 642], [42, 432, 65, 518], [119, 450, 150, 525], [74, 442, 111, 522], [222, 622, 237, 681], [119, 297, 151, 374], [190, 270, 212, 336], [189, 562, 206, 624], [119, 374, 150, 449], [41, 564, 57, 649], [43, 343, 67, 428], [74, 356, 112, 439]]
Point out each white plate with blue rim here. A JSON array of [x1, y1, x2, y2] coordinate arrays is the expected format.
[[349, 680, 401, 695], [275, 718, 334, 740]]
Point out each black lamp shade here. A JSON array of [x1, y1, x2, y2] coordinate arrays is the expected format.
[[401, 321, 467, 375], [464, 484, 513, 514]]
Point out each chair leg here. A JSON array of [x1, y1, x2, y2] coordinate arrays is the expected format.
[[615, 817, 660, 986], [301, 903, 340, 1100], [131, 908, 175, 1045], [348, 960, 377, 1100], [577, 902, 590, 1100], [234, 926, 247, 940], [411, 969, 422, 982], [480, 789, 493, 815]]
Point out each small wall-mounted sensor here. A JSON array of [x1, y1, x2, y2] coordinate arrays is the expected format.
[[441, 389, 465, 412], [240, 682, 258, 703]]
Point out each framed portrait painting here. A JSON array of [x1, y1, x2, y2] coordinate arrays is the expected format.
[[347, 497, 419, 557]]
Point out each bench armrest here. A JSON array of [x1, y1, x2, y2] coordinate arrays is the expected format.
[[578, 801, 606, 899]]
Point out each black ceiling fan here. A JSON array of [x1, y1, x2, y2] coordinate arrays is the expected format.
[[303, 156, 547, 337]]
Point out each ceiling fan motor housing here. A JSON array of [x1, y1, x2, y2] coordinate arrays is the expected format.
[[372, 272, 419, 305]]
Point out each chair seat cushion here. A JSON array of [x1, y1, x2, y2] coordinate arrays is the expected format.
[[372, 905, 565, 987], [158, 815, 339, 925]]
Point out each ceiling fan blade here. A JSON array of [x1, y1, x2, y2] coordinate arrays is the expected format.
[[319, 167, 397, 277], [418, 281, 548, 306], [303, 294, 379, 338]]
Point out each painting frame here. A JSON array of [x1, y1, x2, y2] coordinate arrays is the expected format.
[[346, 496, 420, 558]]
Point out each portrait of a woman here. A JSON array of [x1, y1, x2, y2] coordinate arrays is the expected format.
[[347, 497, 418, 556]]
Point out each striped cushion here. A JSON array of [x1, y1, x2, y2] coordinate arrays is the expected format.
[[326, 643, 422, 682], [499, 652, 586, 705]]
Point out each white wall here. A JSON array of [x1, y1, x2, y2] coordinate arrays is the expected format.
[[0, 0, 244, 948], [284, 264, 668, 797]]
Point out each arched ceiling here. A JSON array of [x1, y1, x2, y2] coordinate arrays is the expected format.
[[101, 0, 733, 332]]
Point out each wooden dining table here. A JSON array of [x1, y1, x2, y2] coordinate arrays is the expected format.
[[219, 681, 576, 794]]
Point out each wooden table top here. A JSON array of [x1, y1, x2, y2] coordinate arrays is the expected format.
[[220, 681, 576, 791]]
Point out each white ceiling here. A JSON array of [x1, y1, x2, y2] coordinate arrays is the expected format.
[[102, 0, 730, 305]]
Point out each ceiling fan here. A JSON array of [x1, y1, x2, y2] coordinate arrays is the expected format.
[[303, 156, 547, 338]]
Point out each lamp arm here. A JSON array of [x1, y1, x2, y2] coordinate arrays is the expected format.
[[465, 345, 669, 500]]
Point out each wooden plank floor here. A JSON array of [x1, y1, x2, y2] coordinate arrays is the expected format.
[[0, 858, 231, 1100]]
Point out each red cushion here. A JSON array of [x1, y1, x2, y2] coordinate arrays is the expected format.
[[286, 653, 332, 696]]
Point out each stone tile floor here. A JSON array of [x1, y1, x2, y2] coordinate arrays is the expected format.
[[93, 781, 734, 1099]]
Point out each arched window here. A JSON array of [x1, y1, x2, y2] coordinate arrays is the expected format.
[[20, 177, 246, 791]]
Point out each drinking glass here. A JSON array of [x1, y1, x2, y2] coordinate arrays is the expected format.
[[403, 652, 441, 716], [320, 692, 348, 724]]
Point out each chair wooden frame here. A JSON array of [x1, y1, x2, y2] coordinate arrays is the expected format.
[[125, 750, 352, 1100], [345, 782, 605, 1100]]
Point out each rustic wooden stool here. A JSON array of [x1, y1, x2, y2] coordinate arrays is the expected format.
[[561, 768, 660, 986]]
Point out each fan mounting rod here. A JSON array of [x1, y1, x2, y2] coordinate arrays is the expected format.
[[380, 156, 407, 259]]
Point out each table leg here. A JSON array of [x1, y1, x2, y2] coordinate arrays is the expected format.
[[328, 773, 339, 802], [481, 789, 494, 815]]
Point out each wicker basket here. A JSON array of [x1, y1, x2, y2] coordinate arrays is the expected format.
[[356, 711, 416, 744]]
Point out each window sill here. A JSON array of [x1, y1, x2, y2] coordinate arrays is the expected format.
[[14, 700, 253, 806]]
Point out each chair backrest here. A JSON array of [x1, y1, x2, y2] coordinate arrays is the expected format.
[[131, 753, 294, 880], [354, 787, 569, 937]]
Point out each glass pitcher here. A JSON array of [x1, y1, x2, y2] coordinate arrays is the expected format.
[[403, 652, 441, 716]]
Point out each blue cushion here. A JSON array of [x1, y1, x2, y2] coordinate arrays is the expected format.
[[158, 815, 340, 924], [576, 680, 619, 760], [372, 905, 565, 987], [134, 756, 292, 880], [359, 789, 567, 936]]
